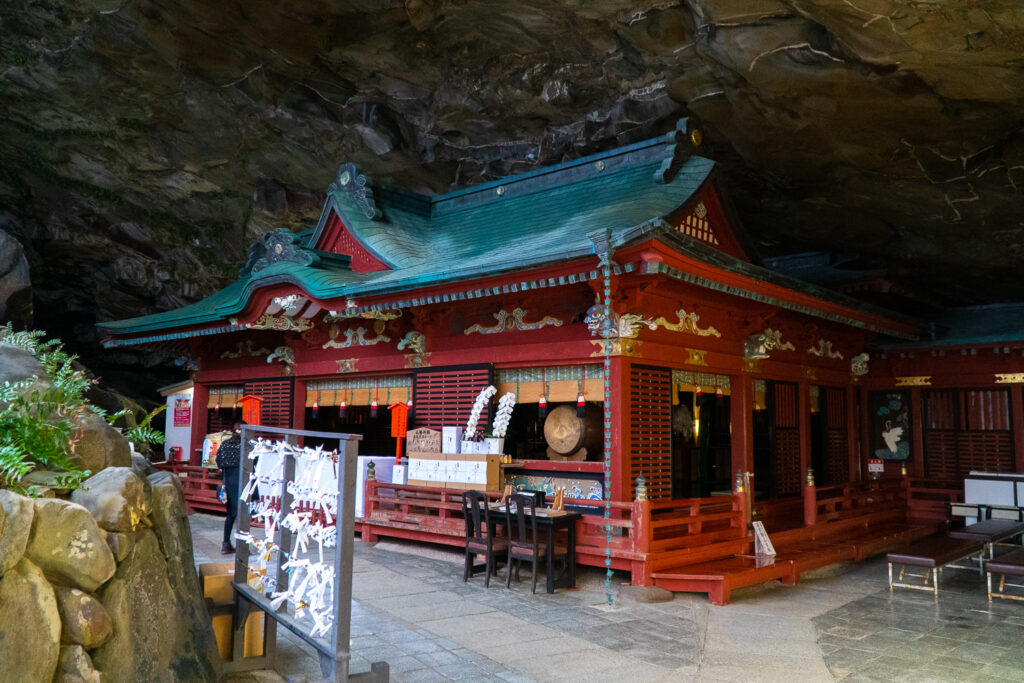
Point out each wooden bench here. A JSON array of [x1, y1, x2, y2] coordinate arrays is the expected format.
[[984, 548, 1024, 603], [887, 536, 985, 599], [948, 519, 1024, 561]]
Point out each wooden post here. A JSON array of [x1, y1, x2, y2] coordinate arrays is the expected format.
[[1012, 384, 1024, 473], [292, 379, 307, 443], [631, 498, 651, 586], [803, 468, 817, 527], [799, 380, 814, 527], [190, 383, 210, 466], [610, 356, 630, 502], [909, 387, 925, 477], [362, 478, 379, 543], [846, 385, 859, 483], [730, 373, 754, 476], [859, 388, 871, 481]]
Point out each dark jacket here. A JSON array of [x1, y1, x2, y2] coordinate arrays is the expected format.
[[216, 434, 241, 469]]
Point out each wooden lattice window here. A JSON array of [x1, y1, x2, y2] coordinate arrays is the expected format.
[[774, 382, 801, 497], [924, 388, 1014, 477], [243, 379, 295, 428], [675, 201, 720, 247], [412, 365, 493, 431], [823, 388, 848, 486], [629, 364, 673, 500]]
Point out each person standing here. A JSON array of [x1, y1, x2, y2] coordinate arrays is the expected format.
[[217, 422, 243, 553]]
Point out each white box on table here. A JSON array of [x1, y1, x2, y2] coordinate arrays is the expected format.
[[442, 427, 463, 454]]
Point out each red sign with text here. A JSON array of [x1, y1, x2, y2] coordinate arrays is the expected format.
[[173, 397, 191, 427]]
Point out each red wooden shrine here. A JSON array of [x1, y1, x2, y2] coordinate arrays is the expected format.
[[100, 122, 1024, 604]]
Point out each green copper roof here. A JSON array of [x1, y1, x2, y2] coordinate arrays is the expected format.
[[100, 124, 717, 336]]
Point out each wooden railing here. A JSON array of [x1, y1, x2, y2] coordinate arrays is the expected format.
[[152, 461, 224, 514], [360, 479, 747, 585], [814, 478, 907, 523], [907, 477, 962, 522]]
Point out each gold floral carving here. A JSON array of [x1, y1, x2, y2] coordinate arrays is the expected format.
[[464, 308, 563, 335], [405, 353, 432, 369], [220, 340, 271, 359], [994, 373, 1024, 384], [895, 376, 931, 386], [245, 314, 313, 332], [325, 309, 401, 322], [650, 309, 721, 338], [322, 321, 390, 349], [807, 338, 844, 360]]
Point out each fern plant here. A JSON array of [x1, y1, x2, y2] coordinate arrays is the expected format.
[[0, 326, 93, 495]]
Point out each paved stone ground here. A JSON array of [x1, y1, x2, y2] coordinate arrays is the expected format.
[[814, 563, 1024, 682], [189, 514, 1024, 682]]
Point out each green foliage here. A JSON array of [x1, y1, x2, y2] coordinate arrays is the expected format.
[[0, 325, 92, 494], [117, 404, 167, 447]]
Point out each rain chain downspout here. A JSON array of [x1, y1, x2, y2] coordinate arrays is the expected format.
[[591, 229, 616, 606]]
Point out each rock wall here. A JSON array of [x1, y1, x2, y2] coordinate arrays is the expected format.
[[0, 467, 220, 683]]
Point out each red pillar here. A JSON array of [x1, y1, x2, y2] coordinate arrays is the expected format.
[[730, 372, 754, 476], [909, 387, 925, 478], [799, 380, 815, 526], [189, 383, 209, 466], [859, 388, 871, 481], [609, 356, 630, 502]]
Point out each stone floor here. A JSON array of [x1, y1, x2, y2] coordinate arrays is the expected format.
[[189, 514, 1024, 682]]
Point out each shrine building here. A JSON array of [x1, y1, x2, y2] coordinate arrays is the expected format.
[[99, 120, 1024, 603]]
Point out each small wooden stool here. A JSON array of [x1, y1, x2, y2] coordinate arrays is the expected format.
[[984, 548, 1024, 603]]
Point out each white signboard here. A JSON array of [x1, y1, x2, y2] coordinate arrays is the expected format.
[[867, 458, 884, 474], [752, 521, 776, 557]]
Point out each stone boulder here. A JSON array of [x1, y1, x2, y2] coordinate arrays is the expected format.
[[71, 412, 132, 474], [0, 489, 34, 577], [0, 558, 61, 683], [0, 229, 32, 328], [103, 530, 135, 563], [93, 529, 217, 682], [24, 498, 116, 592], [147, 471, 221, 675], [54, 586, 113, 648], [71, 467, 152, 532], [131, 452, 154, 476], [0, 342, 52, 403], [55, 645, 101, 683]]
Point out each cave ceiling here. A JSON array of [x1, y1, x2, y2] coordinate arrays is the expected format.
[[1, 0, 1023, 376]]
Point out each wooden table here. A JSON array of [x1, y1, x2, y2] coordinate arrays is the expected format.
[[489, 507, 581, 593]]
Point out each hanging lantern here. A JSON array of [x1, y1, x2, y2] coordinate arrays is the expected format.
[[406, 398, 413, 422], [338, 398, 347, 419], [233, 401, 240, 418], [370, 399, 378, 419], [695, 385, 703, 398], [312, 400, 319, 419], [716, 383, 723, 398]]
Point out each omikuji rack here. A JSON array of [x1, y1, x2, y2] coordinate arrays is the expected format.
[[226, 425, 388, 682]]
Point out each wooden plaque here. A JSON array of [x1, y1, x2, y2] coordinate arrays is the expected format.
[[407, 428, 441, 453]]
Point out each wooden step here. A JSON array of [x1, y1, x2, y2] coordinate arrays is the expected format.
[[651, 555, 792, 605]]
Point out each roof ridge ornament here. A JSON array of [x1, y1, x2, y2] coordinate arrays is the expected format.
[[247, 228, 316, 274], [331, 162, 383, 220], [654, 118, 700, 184]]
